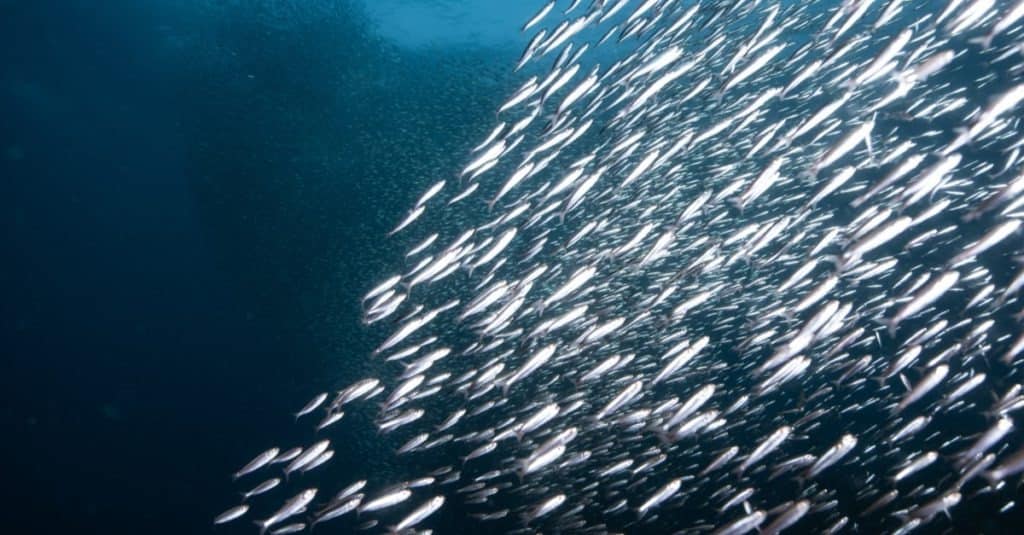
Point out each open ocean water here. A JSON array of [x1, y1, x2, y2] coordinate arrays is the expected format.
[[3, 0, 534, 532], [7, 1, 1024, 534]]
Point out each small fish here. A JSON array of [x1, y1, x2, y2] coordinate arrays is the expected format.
[[234, 448, 279, 480], [213, 504, 249, 525]]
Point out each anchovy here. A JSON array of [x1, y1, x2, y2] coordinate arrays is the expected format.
[[892, 451, 938, 483], [358, 488, 411, 514], [713, 510, 766, 535], [255, 489, 316, 535], [893, 364, 949, 414], [394, 496, 445, 531], [596, 380, 643, 420], [737, 426, 792, 474], [761, 500, 810, 535], [888, 271, 960, 331], [234, 448, 279, 481], [805, 434, 857, 478], [214, 504, 249, 525], [522, 1, 555, 32], [638, 478, 682, 518]]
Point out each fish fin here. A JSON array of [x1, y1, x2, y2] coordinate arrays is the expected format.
[[899, 373, 911, 391]]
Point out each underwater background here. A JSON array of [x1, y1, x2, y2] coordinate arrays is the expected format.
[[6, 1, 1024, 534], [2, 1, 538, 532]]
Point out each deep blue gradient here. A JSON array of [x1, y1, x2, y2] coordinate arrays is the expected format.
[[1, 1, 533, 532]]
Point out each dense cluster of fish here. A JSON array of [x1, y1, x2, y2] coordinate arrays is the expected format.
[[216, 0, 1024, 533]]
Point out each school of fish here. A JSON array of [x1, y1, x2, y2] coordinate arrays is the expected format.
[[216, 0, 1024, 533]]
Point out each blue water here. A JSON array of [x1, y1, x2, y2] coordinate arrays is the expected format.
[[10, 1, 1024, 534], [1, 1, 535, 532]]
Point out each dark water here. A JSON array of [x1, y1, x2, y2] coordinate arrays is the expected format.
[[1, 1, 531, 532]]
